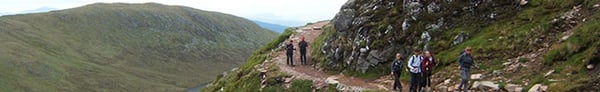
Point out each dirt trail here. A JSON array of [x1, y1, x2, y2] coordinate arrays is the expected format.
[[266, 21, 409, 91]]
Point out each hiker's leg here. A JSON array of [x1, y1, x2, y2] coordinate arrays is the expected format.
[[393, 73, 399, 90], [410, 73, 416, 92], [422, 73, 428, 91], [417, 72, 422, 91], [426, 73, 431, 91], [464, 69, 471, 92], [398, 72, 403, 90], [459, 68, 466, 90], [394, 72, 401, 90], [288, 54, 294, 66], [460, 68, 470, 92], [286, 54, 291, 65], [301, 53, 306, 65]]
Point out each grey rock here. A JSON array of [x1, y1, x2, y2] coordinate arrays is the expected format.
[[421, 31, 432, 51], [544, 70, 555, 77], [506, 84, 523, 92], [528, 84, 542, 92], [325, 76, 340, 84], [471, 74, 483, 80], [333, 9, 355, 32], [402, 19, 410, 31], [519, 0, 529, 6], [493, 70, 503, 76], [473, 81, 499, 90], [427, 2, 440, 13], [336, 83, 345, 91], [452, 32, 467, 46]]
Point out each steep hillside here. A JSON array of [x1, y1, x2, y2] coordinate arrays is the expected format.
[[313, 0, 600, 91], [253, 20, 289, 33], [202, 0, 600, 92], [0, 3, 276, 92]]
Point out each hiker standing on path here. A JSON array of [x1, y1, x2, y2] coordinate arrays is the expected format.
[[408, 50, 423, 92], [286, 40, 296, 66], [421, 51, 436, 92], [298, 36, 309, 65], [458, 47, 478, 92], [391, 53, 406, 91]]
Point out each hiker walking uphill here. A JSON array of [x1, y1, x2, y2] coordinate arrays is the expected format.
[[458, 47, 478, 92], [286, 40, 296, 66], [298, 36, 309, 65], [408, 50, 423, 92], [390, 53, 406, 91], [421, 51, 436, 92]]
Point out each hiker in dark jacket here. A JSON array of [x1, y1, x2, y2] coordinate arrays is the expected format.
[[286, 40, 296, 66], [298, 36, 309, 65], [457, 47, 478, 92], [391, 53, 405, 91], [421, 51, 436, 92]]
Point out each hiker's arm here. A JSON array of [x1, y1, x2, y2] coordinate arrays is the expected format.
[[457, 56, 463, 68], [391, 62, 395, 72], [407, 57, 415, 70]]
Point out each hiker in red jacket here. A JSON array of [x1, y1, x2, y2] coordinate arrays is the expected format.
[[421, 51, 436, 91]]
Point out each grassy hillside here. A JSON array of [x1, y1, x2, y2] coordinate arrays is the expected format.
[[0, 3, 276, 92]]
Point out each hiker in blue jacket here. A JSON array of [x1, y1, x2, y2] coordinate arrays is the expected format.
[[458, 47, 479, 92]]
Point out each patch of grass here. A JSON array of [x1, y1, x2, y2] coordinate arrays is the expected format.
[[548, 74, 591, 91], [498, 81, 507, 89], [289, 80, 313, 92], [518, 58, 529, 63], [343, 64, 391, 80], [320, 84, 339, 92], [523, 74, 545, 91]]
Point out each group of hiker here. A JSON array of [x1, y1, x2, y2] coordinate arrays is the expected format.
[[283, 34, 478, 92], [285, 36, 309, 67], [391, 47, 478, 92]]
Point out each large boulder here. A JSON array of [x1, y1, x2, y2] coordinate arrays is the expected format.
[[472, 81, 499, 90], [506, 84, 524, 92], [333, 0, 356, 32]]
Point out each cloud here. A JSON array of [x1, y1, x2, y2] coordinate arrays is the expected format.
[[0, 0, 346, 26]]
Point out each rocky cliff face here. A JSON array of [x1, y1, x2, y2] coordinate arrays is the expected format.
[[321, 0, 520, 73]]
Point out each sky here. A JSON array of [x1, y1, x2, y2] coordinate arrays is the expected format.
[[0, 0, 347, 26]]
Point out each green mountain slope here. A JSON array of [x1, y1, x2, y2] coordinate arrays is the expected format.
[[0, 3, 276, 92], [204, 0, 600, 91]]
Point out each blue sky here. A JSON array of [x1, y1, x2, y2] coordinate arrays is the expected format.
[[0, 0, 347, 26]]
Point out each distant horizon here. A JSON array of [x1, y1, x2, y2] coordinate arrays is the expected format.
[[0, 0, 346, 26]]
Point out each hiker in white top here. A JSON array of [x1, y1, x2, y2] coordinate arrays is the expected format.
[[408, 50, 423, 92]]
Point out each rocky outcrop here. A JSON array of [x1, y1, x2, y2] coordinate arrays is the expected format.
[[321, 0, 520, 73]]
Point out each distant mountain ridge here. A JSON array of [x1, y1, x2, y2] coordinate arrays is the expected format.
[[253, 20, 288, 33], [0, 3, 276, 92]]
